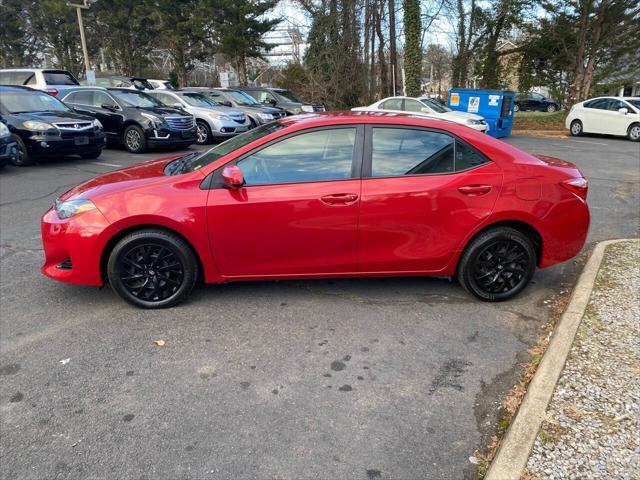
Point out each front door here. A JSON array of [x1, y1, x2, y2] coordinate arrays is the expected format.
[[206, 126, 364, 277], [358, 126, 503, 273]]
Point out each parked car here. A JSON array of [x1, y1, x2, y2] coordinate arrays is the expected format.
[[0, 68, 80, 97], [238, 86, 325, 115], [566, 96, 640, 141], [80, 76, 155, 91], [147, 79, 176, 90], [40, 112, 589, 308], [0, 86, 106, 166], [514, 92, 560, 112], [60, 87, 196, 153], [352, 96, 489, 133], [184, 87, 287, 127], [147, 90, 250, 144], [0, 120, 19, 169]]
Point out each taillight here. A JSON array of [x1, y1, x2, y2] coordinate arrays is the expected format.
[[46, 89, 58, 97], [560, 177, 588, 200]]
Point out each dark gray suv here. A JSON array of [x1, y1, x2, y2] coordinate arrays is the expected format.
[[237, 87, 325, 115]]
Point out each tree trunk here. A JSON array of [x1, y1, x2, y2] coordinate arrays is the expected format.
[[374, 0, 388, 97], [388, 0, 397, 95]]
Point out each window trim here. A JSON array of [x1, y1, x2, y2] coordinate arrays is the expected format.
[[362, 124, 492, 179], [207, 124, 365, 189]]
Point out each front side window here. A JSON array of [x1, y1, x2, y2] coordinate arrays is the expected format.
[[227, 90, 258, 105], [93, 91, 116, 107], [381, 98, 403, 110], [0, 90, 70, 114], [585, 99, 609, 109], [238, 128, 357, 185], [404, 99, 425, 112], [605, 99, 627, 111], [65, 90, 92, 105], [273, 89, 301, 103], [370, 127, 454, 176], [418, 97, 450, 113]]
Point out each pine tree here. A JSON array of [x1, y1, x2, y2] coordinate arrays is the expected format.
[[403, 0, 421, 97]]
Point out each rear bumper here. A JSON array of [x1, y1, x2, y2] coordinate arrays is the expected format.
[[41, 207, 111, 286], [538, 197, 590, 268]]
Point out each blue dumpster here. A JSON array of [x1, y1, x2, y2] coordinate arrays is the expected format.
[[448, 89, 515, 138]]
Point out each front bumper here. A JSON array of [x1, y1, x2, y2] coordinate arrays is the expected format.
[[25, 131, 106, 156], [209, 118, 249, 137], [0, 138, 18, 166], [41, 207, 112, 286], [147, 127, 197, 147], [468, 123, 489, 133]]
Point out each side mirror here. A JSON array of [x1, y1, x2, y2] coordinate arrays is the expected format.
[[618, 107, 629, 115], [101, 103, 118, 111], [221, 165, 244, 188], [420, 107, 431, 113], [264, 99, 277, 106]]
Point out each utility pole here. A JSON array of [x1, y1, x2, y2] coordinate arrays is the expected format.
[[67, 0, 92, 83]]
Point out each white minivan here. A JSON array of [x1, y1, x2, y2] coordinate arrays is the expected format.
[[566, 96, 640, 142], [0, 69, 80, 97]]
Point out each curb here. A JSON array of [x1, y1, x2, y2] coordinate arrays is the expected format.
[[485, 239, 633, 480], [511, 130, 568, 138]]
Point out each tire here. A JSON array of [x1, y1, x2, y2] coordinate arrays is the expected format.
[[628, 123, 640, 142], [11, 136, 34, 166], [123, 125, 148, 153], [546, 104, 557, 113], [457, 227, 536, 302], [80, 149, 102, 159], [107, 229, 198, 308], [195, 120, 211, 145], [513, 103, 520, 112], [570, 120, 583, 137]]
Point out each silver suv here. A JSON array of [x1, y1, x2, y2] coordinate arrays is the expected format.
[[148, 90, 250, 144], [0, 68, 79, 97]]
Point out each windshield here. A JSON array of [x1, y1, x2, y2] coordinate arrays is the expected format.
[[227, 90, 260, 106], [177, 122, 286, 173], [419, 97, 450, 113], [0, 90, 70, 113], [626, 99, 640, 110], [274, 89, 301, 103], [181, 93, 217, 108], [110, 90, 164, 108]]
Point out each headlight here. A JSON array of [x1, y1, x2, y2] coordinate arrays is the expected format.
[[92, 118, 103, 129], [23, 120, 55, 131], [207, 112, 230, 121], [141, 112, 163, 128], [290, 108, 301, 114], [55, 198, 97, 219], [466, 119, 483, 125], [301, 105, 314, 113], [0, 122, 9, 138], [258, 113, 273, 121]]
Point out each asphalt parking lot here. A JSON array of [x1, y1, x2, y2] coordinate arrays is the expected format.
[[1, 135, 638, 480]]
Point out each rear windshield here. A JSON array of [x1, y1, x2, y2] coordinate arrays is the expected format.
[[0, 90, 70, 114], [43, 71, 79, 86], [110, 90, 164, 108]]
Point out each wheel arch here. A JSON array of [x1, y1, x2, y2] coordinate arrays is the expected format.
[[100, 224, 205, 284]]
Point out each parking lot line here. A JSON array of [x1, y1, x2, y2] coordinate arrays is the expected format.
[[91, 161, 122, 168], [564, 139, 609, 146]]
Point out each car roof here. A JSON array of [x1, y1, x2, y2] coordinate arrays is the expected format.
[[0, 68, 71, 73], [0, 85, 39, 92]]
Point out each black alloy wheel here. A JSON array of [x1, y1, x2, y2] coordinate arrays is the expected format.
[[11, 136, 34, 166], [458, 227, 535, 301], [107, 229, 197, 308]]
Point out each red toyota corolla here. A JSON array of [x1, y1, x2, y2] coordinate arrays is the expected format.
[[41, 112, 589, 308]]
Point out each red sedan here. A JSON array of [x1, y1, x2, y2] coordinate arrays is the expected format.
[[41, 112, 589, 308]]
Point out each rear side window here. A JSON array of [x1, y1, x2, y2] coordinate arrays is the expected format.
[[43, 71, 79, 86], [455, 140, 490, 170], [370, 127, 454, 176], [0, 71, 35, 85], [238, 128, 357, 185]]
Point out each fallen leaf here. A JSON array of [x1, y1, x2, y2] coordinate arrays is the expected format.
[[59, 358, 71, 365], [153, 340, 165, 347]]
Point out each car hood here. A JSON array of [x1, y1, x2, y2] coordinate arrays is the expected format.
[[57, 153, 197, 202], [442, 110, 484, 122], [122, 106, 188, 117], [242, 105, 282, 114], [10, 110, 95, 123]]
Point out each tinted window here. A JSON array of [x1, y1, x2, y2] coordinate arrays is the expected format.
[[626, 99, 640, 110], [418, 97, 450, 113], [66, 90, 92, 104], [0, 71, 34, 85], [238, 128, 356, 185], [381, 99, 403, 110], [0, 90, 70, 113], [605, 99, 627, 111], [404, 99, 424, 112], [455, 140, 490, 171], [585, 99, 609, 109], [43, 71, 79, 85], [370, 128, 454, 176]]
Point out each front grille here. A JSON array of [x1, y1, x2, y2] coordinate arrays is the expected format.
[[273, 112, 285, 119], [54, 122, 93, 131], [56, 259, 72, 270], [230, 114, 246, 124], [312, 105, 325, 112], [165, 116, 194, 130]]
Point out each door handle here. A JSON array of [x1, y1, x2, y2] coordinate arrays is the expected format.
[[320, 193, 359, 205], [458, 185, 492, 196]]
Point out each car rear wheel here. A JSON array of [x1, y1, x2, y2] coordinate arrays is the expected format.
[[628, 123, 640, 142], [457, 227, 536, 302], [11, 136, 34, 166], [195, 120, 211, 145], [570, 120, 583, 137], [123, 125, 148, 153], [513, 103, 520, 112], [546, 104, 557, 113], [107, 229, 198, 308]]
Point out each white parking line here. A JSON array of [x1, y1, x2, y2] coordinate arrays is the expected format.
[[564, 139, 609, 146], [91, 162, 122, 168]]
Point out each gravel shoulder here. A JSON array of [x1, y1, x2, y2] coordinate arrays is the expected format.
[[525, 240, 640, 479]]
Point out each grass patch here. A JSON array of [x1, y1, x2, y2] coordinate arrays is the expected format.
[[512, 111, 568, 131]]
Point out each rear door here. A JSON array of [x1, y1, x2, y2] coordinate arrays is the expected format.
[[358, 126, 503, 273], [206, 125, 364, 277]]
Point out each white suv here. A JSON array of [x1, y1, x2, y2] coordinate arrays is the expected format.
[[0, 69, 80, 97], [566, 97, 640, 142]]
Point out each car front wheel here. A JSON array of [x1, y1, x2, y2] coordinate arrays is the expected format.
[[513, 103, 520, 112], [546, 104, 557, 113], [123, 125, 148, 153], [11, 136, 34, 166], [628, 123, 640, 142], [107, 229, 198, 308], [457, 227, 536, 301], [195, 120, 211, 145], [570, 120, 583, 137]]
